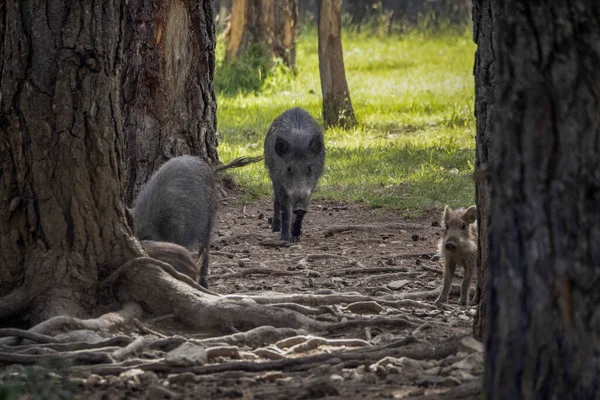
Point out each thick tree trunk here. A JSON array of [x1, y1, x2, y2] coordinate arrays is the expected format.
[[471, 0, 497, 341], [318, 0, 357, 129], [122, 0, 218, 206], [225, 0, 266, 62], [0, 1, 139, 324], [485, 3, 600, 398], [263, 0, 298, 69]]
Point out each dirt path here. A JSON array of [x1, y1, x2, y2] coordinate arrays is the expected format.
[[0, 198, 483, 399]]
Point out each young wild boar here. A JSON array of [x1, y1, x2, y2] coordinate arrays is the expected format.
[[264, 108, 325, 242], [434, 205, 478, 306]]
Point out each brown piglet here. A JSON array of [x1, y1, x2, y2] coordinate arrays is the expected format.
[[434, 205, 478, 306]]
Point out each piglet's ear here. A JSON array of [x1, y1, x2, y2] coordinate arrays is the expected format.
[[443, 205, 451, 224], [309, 136, 323, 155], [463, 205, 477, 224], [275, 137, 291, 157]]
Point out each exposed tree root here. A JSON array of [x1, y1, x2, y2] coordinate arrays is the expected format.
[[331, 266, 411, 276], [83, 334, 462, 376], [0, 328, 61, 344], [270, 303, 332, 316], [219, 268, 306, 279], [103, 256, 219, 296], [0, 347, 117, 366], [195, 326, 304, 348], [210, 251, 236, 258], [111, 335, 148, 361], [27, 302, 143, 337], [421, 265, 443, 275], [406, 380, 482, 400], [324, 317, 420, 333], [133, 318, 167, 338], [121, 264, 323, 332], [323, 223, 424, 237], [2, 336, 133, 353]]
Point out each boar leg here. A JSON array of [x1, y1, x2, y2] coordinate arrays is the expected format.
[[435, 258, 456, 304]]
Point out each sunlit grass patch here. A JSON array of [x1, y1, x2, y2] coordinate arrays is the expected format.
[[215, 28, 476, 215]]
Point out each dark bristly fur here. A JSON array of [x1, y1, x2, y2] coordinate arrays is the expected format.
[[264, 108, 326, 242], [131, 155, 261, 288]]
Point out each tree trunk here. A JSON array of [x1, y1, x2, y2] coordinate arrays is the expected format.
[[471, 0, 498, 341], [122, 0, 218, 206], [225, 0, 266, 62], [226, 0, 297, 70], [263, 0, 298, 70], [318, 0, 357, 129], [216, 0, 232, 33], [485, 3, 600, 398], [0, 1, 139, 325]]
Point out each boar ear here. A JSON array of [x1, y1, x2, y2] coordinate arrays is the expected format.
[[309, 136, 323, 155], [275, 137, 291, 157], [443, 205, 452, 224], [463, 205, 477, 224]]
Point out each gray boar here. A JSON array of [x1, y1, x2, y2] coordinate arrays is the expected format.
[[131, 155, 261, 288], [264, 108, 325, 242], [434, 205, 478, 306]]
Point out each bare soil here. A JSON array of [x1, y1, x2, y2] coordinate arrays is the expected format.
[[0, 198, 483, 400]]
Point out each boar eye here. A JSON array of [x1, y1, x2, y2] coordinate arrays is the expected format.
[[461, 223, 466, 230], [287, 166, 293, 175], [307, 165, 312, 174]]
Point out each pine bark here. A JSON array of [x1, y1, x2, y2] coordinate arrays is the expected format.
[[471, 0, 498, 341], [225, 0, 265, 62], [263, 0, 298, 69], [0, 1, 139, 324], [122, 0, 218, 205], [318, 0, 357, 129], [485, 3, 600, 398]]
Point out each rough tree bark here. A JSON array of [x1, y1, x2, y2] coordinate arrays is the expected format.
[[263, 0, 298, 70], [225, 0, 297, 70], [122, 0, 218, 206], [225, 0, 266, 62], [485, 3, 600, 398], [318, 0, 357, 129], [471, 0, 498, 341], [0, 1, 140, 324]]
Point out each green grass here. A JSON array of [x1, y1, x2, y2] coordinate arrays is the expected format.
[[215, 28, 476, 216]]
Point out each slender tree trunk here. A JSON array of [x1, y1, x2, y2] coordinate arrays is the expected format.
[[122, 0, 218, 206], [471, 0, 498, 341], [263, 0, 298, 70], [225, 0, 266, 62], [318, 0, 357, 129], [0, 1, 139, 324], [485, 3, 600, 398]]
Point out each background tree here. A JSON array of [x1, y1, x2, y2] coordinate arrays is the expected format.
[[225, 0, 265, 62], [263, 0, 298, 70], [471, 0, 498, 341], [318, 0, 357, 129], [122, 0, 218, 205], [485, 3, 600, 397], [225, 0, 297, 70]]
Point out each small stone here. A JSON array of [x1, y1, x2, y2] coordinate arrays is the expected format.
[[166, 342, 207, 367], [460, 336, 484, 353], [329, 374, 344, 382], [431, 253, 441, 262], [387, 280, 410, 290]]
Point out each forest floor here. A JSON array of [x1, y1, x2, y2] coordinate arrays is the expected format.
[[0, 197, 483, 400]]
